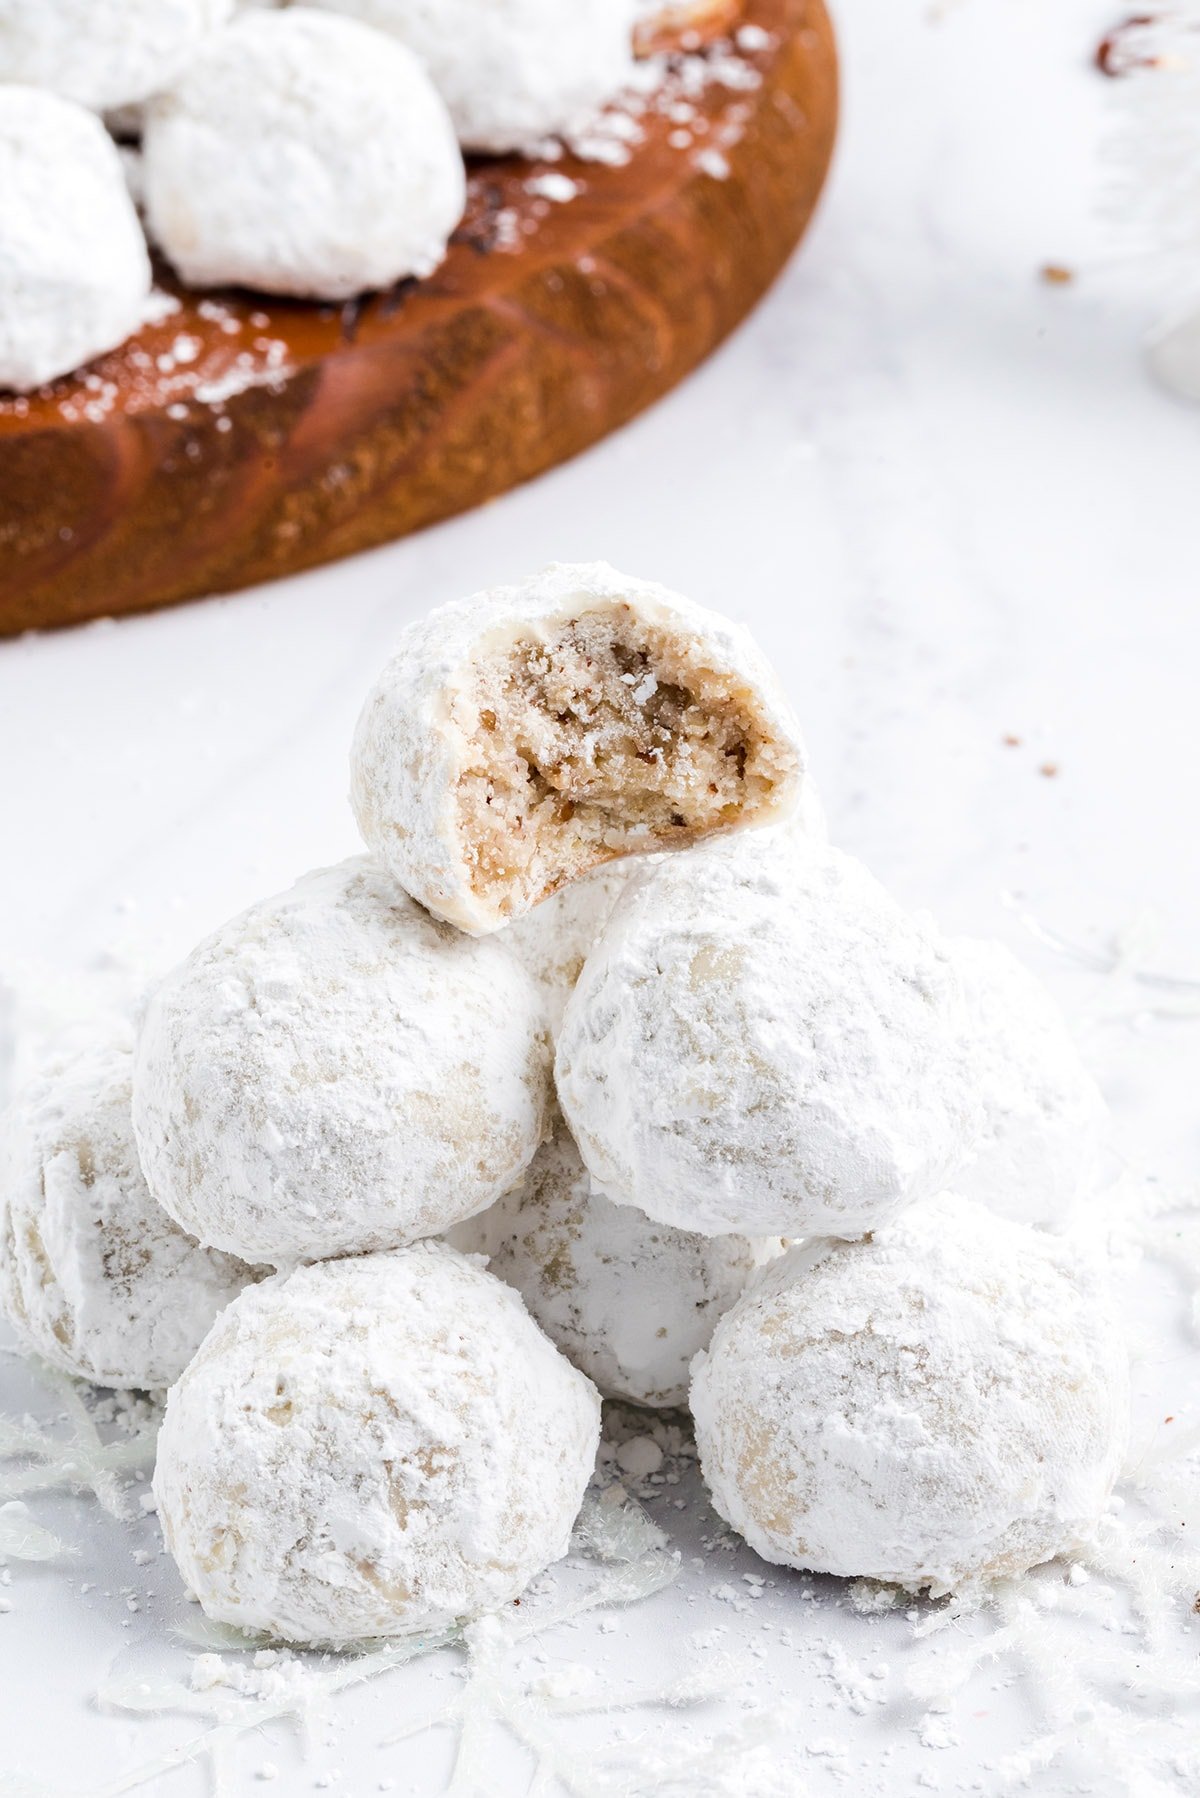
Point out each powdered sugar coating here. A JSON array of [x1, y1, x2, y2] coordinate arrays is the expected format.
[[556, 837, 981, 1238], [953, 936, 1108, 1228], [0, 1042, 256, 1388], [143, 8, 466, 299], [350, 561, 806, 936], [505, 861, 651, 1037], [0, 0, 232, 112], [309, 0, 638, 152], [154, 1242, 601, 1645], [506, 795, 829, 1036], [448, 1114, 784, 1408], [133, 857, 550, 1266], [0, 87, 151, 391], [691, 1193, 1130, 1594]]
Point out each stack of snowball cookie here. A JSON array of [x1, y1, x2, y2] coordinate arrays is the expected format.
[[0, 0, 658, 392], [0, 563, 1129, 1648]]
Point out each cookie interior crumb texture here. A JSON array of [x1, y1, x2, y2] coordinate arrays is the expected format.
[[351, 562, 806, 934], [458, 613, 785, 900]]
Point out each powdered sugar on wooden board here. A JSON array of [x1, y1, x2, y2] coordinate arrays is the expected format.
[[0, 19, 780, 427]]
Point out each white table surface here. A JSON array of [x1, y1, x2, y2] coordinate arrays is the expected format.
[[2, 1, 1199, 1793]]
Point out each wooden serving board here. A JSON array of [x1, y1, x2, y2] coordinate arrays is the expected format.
[[0, 0, 836, 635]]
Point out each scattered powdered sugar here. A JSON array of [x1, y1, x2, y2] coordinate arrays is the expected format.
[[524, 172, 582, 204], [695, 147, 731, 180], [615, 1434, 665, 1479], [0, 1498, 69, 1564], [0, 1364, 160, 1521], [558, 14, 772, 170]]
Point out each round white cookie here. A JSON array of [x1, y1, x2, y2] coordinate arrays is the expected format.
[[154, 1242, 601, 1644], [953, 936, 1108, 1227], [351, 561, 806, 936], [133, 857, 550, 1266], [556, 836, 980, 1238], [0, 1042, 256, 1388], [449, 1114, 784, 1408], [309, 0, 638, 153], [505, 793, 829, 1036], [691, 1193, 1130, 1595], [0, 87, 151, 392], [143, 7, 466, 299], [0, 0, 232, 112]]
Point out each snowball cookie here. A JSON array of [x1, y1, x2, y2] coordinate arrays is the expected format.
[[691, 1194, 1130, 1595], [953, 937, 1108, 1228], [0, 1043, 256, 1389], [0, 88, 151, 392], [449, 1114, 784, 1408], [133, 858, 550, 1266], [311, 0, 638, 153], [557, 836, 980, 1239], [351, 562, 806, 937], [142, 8, 466, 299], [0, 0, 232, 112], [506, 793, 829, 1036], [154, 1242, 600, 1644]]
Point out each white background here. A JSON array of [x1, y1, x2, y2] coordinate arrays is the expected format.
[[2, 1, 1199, 1793]]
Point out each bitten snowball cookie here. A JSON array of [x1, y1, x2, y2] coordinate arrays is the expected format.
[[0, 0, 232, 112], [0, 1043, 256, 1389], [691, 1194, 1130, 1594], [449, 1115, 784, 1408], [954, 937, 1108, 1228], [0, 88, 151, 392], [133, 858, 550, 1266], [351, 562, 806, 936], [154, 1243, 601, 1644], [556, 836, 980, 1238], [310, 0, 638, 153], [142, 8, 466, 299]]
